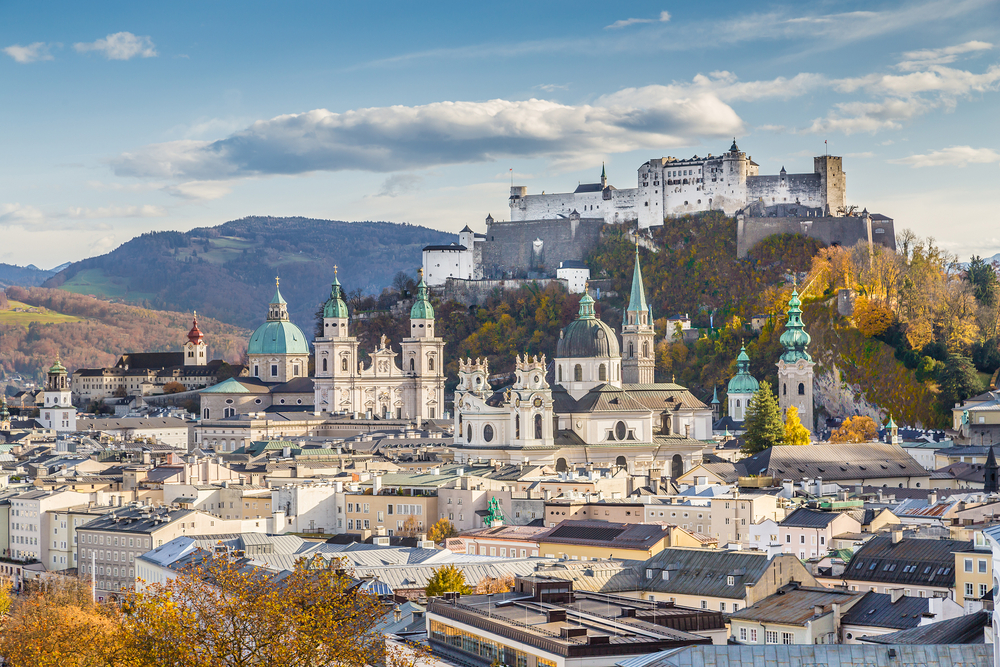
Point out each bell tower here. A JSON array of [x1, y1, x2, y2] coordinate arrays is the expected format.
[[183, 312, 207, 366], [621, 244, 655, 385], [40, 357, 76, 432], [776, 283, 815, 432], [401, 269, 445, 419], [313, 266, 360, 414], [509, 354, 554, 449]]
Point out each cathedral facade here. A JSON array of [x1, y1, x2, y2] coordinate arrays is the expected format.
[[452, 252, 711, 477], [313, 269, 444, 420]]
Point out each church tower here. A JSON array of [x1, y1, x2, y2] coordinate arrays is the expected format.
[[40, 357, 76, 432], [622, 246, 655, 385], [984, 446, 998, 495], [313, 268, 360, 414], [401, 269, 445, 419], [183, 312, 207, 366], [727, 345, 759, 423], [777, 285, 815, 431], [509, 354, 555, 450]]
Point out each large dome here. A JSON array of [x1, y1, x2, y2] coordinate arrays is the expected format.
[[556, 292, 620, 359], [247, 321, 309, 356]]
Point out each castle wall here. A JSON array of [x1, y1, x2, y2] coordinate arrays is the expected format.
[[736, 215, 896, 258], [482, 216, 603, 277], [510, 189, 639, 225], [747, 173, 825, 210]]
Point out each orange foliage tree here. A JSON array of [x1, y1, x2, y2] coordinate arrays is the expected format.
[[829, 416, 880, 443], [852, 297, 894, 337]]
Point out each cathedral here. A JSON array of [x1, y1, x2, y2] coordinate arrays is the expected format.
[[451, 249, 712, 478]]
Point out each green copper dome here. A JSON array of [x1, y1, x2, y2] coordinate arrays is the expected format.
[[727, 345, 759, 395], [323, 272, 350, 319], [248, 321, 309, 355], [410, 270, 434, 320], [779, 286, 812, 363], [557, 292, 620, 358], [49, 358, 67, 375]]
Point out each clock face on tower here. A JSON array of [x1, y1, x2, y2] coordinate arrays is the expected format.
[[533, 397, 543, 407]]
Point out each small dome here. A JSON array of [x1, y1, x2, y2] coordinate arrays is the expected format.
[[49, 358, 67, 375], [187, 314, 204, 344], [727, 345, 759, 395], [247, 321, 309, 356], [323, 274, 349, 319], [411, 270, 434, 320]]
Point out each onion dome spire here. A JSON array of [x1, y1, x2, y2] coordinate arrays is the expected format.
[[779, 282, 812, 363], [410, 268, 434, 320], [187, 311, 204, 345], [323, 265, 350, 319]]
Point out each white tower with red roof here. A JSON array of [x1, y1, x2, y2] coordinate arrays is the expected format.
[[184, 312, 208, 366]]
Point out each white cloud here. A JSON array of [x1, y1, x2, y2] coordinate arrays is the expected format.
[[111, 82, 749, 181], [0, 203, 44, 224], [377, 174, 423, 197], [535, 83, 570, 92], [163, 181, 234, 201], [804, 98, 933, 134], [693, 70, 826, 101], [889, 145, 1000, 167], [606, 11, 670, 29], [3, 42, 56, 63], [757, 124, 787, 133], [896, 40, 993, 71], [836, 63, 1000, 98], [67, 205, 166, 219], [74, 32, 156, 60]]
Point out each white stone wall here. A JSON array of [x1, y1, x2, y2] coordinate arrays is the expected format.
[[273, 484, 340, 533], [556, 267, 589, 293]]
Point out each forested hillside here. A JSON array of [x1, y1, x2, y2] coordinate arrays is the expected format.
[[0, 263, 56, 288], [43, 217, 453, 331], [0, 286, 248, 380]]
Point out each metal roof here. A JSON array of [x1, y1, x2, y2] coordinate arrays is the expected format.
[[728, 584, 859, 625], [537, 520, 669, 549], [844, 535, 972, 587], [735, 443, 928, 481], [859, 610, 990, 645], [840, 591, 929, 630], [780, 507, 847, 528], [643, 644, 992, 667], [641, 547, 777, 599]]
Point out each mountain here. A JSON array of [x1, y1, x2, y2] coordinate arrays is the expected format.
[[43, 216, 453, 332], [0, 263, 57, 288]]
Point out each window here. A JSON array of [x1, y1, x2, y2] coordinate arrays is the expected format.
[[980, 583, 988, 598], [720, 602, 726, 611], [749, 628, 757, 643], [342, 358, 348, 371], [700, 600, 707, 609], [322, 358, 328, 372], [534, 414, 542, 439], [966, 582, 974, 597], [786, 535, 791, 543], [483, 424, 494, 442], [599, 364, 607, 381], [765, 631, 778, 644], [965, 558, 973, 573], [980, 559, 988, 573], [739, 628, 747, 642], [727, 575, 734, 586], [574, 364, 582, 381], [797, 383, 805, 395], [782, 632, 793, 644]]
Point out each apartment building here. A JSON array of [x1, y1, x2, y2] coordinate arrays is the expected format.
[[8, 488, 90, 564]]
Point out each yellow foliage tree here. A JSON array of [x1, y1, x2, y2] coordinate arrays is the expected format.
[[427, 518, 458, 543], [783, 406, 811, 446], [852, 297, 894, 337], [829, 415, 879, 443], [474, 574, 515, 594]]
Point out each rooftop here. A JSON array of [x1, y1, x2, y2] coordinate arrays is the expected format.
[[728, 584, 859, 626], [643, 644, 991, 667]]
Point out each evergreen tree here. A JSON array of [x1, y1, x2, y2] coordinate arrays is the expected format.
[[965, 255, 999, 307], [783, 405, 811, 446], [425, 564, 472, 597], [741, 381, 785, 455], [939, 353, 984, 407]]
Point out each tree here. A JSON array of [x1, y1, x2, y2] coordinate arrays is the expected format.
[[427, 518, 458, 543], [0, 579, 127, 667], [122, 553, 386, 667], [425, 564, 472, 597], [783, 406, 811, 446], [398, 515, 421, 537], [475, 575, 515, 594], [392, 271, 415, 297], [741, 381, 785, 455], [829, 416, 879, 443], [162, 381, 185, 394], [939, 353, 984, 408], [965, 255, 999, 307], [852, 297, 894, 337]]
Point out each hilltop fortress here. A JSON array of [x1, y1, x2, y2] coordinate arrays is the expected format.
[[509, 139, 846, 229]]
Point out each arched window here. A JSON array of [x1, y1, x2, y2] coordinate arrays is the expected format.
[[574, 364, 582, 381], [798, 382, 805, 395], [203, 408, 210, 419], [783, 383, 787, 395], [615, 455, 627, 468], [642, 341, 649, 358], [736, 399, 740, 407], [467, 425, 472, 442], [342, 358, 348, 371], [253, 365, 259, 377], [599, 363, 607, 381], [615, 421, 627, 440], [483, 424, 494, 442], [515, 414, 520, 439], [224, 408, 235, 418], [556, 458, 568, 472], [558, 365, 563, 382], [628, 342, 634, 358], [428, 357, 434, 371], [322, 358, 328, 372], [410, 359, 415, 371], [672, 454, 683, 479], [534, 414, 542, 439]]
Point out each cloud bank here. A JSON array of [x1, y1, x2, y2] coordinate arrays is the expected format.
[[891, 146, 1000, 167]]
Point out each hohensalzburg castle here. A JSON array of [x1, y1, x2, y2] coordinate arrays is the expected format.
[[509, 139, 846, 230]]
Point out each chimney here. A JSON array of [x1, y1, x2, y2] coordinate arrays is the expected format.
[[813, 605, 824, 617], [373, 475, 382, 495], [928, 491, 937, 505], [890, 588, 904, 604], [815, 477, 823, 496], [684, 424, 691, 439], [891, 530, 903, 544]]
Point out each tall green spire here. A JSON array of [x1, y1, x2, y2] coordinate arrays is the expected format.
[[410, 268, 434, 320], [779, 284, 812, 363], [626, 246, 649, 317], [323, 266, 349, 319]]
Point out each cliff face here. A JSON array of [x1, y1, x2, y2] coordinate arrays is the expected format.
[[805, 300, 943, 428]]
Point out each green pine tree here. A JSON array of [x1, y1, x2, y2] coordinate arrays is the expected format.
[[425, 564, 472, 597], [939, 353, 983, 408], [741, 381, 785, 456]]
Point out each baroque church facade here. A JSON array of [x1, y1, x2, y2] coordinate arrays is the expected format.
[[451, 250, 712, 477]]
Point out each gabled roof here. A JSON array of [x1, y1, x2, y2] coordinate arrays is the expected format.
[[647, 645, 991, 667], [860, 610, 989, 645], [780, 507, 852, 529], [728, 584, 859, 626], [572, 384, 653, 414], [736, 443, 927, 481], [641, 547, 776, 599], [840, 591, 930, 630], [844, 535, 971, 587]]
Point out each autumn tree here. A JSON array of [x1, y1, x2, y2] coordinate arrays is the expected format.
[[0, 579, 128, 667], [162, 381, 186, 394], [783, 406, 811, 446], [398, 514, 421, 537], [475, 575, 514, 594], [122, 553, 386, 667], [829, 416, 879, 443], [741, 382, 785, 455], [852, 297, 894, 337], [427, 518, 458, 543], [425, 564, 472, 597]]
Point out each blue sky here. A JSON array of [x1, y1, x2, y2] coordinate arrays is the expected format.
[[2, 0, 999, 268]]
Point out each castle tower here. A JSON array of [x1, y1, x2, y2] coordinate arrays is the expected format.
[[600, 163, 607, 189], [401, 269, 445, 419], [777, 285, 815, 431], [40, 357, 76, 432], [814, 155, 846, 215], [313, 267, 360, 413], [885, 414, 900, 445], [509, 354, 554, 449], [622, 246, 655, 385], [727, 345, 759, 423], [183, 312, 207, 366], [247, 278, 310, 383], [454, 357, 489, 444]]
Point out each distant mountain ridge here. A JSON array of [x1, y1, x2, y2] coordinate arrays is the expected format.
[[0, 263, 58, 288], [43, 216, 453, 332]]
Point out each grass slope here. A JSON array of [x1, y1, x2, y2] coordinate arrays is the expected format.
[[0, 300, 82, 327]]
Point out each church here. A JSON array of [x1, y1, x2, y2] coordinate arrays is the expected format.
[[451, 249, 712, 478]]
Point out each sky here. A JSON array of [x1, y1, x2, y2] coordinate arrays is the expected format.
[[2, 0, 999, 268]]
